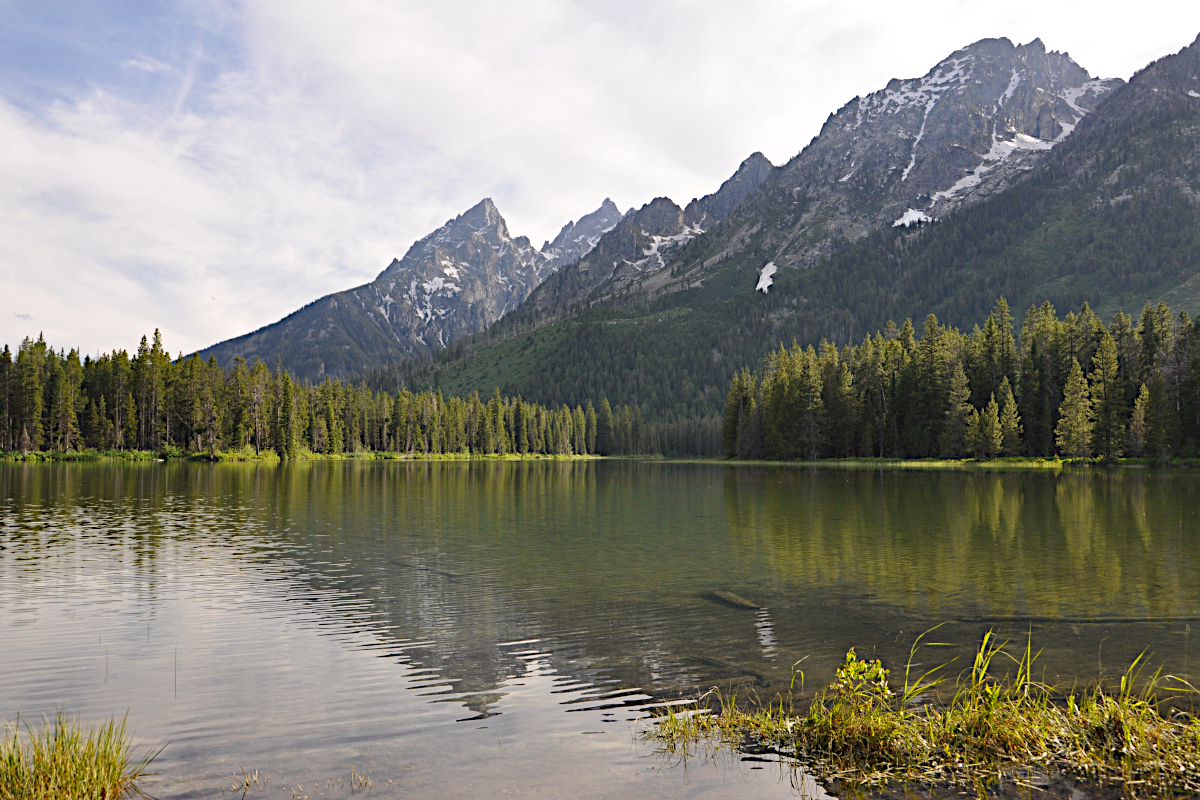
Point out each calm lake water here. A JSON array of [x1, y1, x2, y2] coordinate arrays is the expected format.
[[2, 461, 1198, 798]]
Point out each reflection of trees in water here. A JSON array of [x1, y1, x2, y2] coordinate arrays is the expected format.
[[1, 461, 710, 711], [8, 462, 1200, 709], [723, 467, 1200, 621]]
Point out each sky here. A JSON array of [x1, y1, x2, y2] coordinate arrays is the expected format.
[[2, 0, 1198, 356]]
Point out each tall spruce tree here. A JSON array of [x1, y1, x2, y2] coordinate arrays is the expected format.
[[942, 362, 972, 457], [1055, 360, 1092, 458], [1089, 334, 1125, 459], [998, 378, 1022, 456], [596, 398, 615, 455]]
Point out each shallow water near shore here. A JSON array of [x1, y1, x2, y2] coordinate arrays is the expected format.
[[1, 461, 1198, 798]]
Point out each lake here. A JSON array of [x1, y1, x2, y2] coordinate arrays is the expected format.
[[1, 461, 1198, 798]]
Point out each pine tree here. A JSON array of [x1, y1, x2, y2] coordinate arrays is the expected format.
[[941, 362, 972, 457], [981, 394, 1002, 458], [827, 364, 858, 457], [584, 402, 597, 455], [14, 341, 44, 452], [0, 345, 11, 452], [1144, 371, 1175, 462], [1127, 383, 1149, 457], [723, 369, 750, 458], [596, 398, 615, 455], [908, 315, 949, 456], [965, 408, 983, 458], [998, 377, 1022, 456], [1089, 333, 1125, 459], [1055, 359, 1092, 458], [992, 297, 1018, 383]]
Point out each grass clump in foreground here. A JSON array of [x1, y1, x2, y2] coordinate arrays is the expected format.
[[650, 631, 1200, 797], [1, 710, 160, 800]]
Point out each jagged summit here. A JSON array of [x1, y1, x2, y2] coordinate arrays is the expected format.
[[651, 35, 1123, 292], [200, 198, 550, 379], [684, 152, 775, 228], [540, 198, 624, 270], [516, 152, 776, 316]]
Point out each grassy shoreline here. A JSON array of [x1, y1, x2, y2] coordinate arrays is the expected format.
[[5, 449, 1200, 469], [0, 448, 603, 463], [660, 455, 1200, 470], [650, 635, 1200, 797]]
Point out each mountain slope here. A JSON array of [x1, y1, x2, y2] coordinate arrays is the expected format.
[[768, 30, 1200, 332], [400, 34, 1200, 422], [506, 38, 1118, 327], [657, 37, 1121, 299], [199, 199, 549, 380], [513, 152, 776, 322]]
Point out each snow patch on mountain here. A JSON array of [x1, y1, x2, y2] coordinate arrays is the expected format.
[[931, 129, 1060, 206], [1056, 79, 1115, 140], [1000, 68, 1022, 105], [756, 262, 777, 293], [894, 209, 932, 227], [903, 99, 938, 181], [626, 224, 705, 274]]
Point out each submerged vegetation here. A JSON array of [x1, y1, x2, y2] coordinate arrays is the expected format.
[[0, 710, 159, 800], [651, 633, 1200, 796]]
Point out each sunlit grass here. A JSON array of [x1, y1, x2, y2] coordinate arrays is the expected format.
[[0, 710, 161, 800], [649, 630, 1200, 796]]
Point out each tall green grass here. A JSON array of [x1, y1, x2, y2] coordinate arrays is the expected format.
[[0, 710, 160, 800], [650, 631, 1200, 796]]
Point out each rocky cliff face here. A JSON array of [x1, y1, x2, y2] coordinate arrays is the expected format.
[[518, 39, 1119, 318], [518, 152, 777, 317], [683, 152, 775, 228], [652, 38, 1122, 293], [199, 199, 549, 380], [540, 198, 624, 270]]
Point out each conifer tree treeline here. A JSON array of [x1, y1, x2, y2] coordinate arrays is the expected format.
[[724, 298, 1200, 461], [0, 332, 655, 457]]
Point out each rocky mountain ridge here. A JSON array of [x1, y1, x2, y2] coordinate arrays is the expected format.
[[516, 152, 777, 319], [540, 198, 625, 270], [659, 38, 1121, 295], [402, 33, 1200, 425], [198, 34, 1146, 384], [199, 199, 551, 380]]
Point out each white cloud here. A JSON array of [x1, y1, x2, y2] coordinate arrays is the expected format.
[[2, 0, 1198, 355]]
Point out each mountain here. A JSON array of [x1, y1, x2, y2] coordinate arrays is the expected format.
[[196, 150, 774, 381], [198, 199, 549, 380], [642, 38, 1121, 295], [395, 34, 1200, 424], [683, 151, 775, 228], [786, 30, 1200, 328], [514, 152, 776, 320], [503, 39, 1118, 325], [540, 198, 624, 269]]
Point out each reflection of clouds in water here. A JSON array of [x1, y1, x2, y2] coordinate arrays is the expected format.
[[755, 608, 777, 658]]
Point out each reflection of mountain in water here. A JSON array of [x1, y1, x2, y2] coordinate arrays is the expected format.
[[4, 462, 1199, 715]]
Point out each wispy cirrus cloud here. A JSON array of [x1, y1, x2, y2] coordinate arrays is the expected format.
[[1, 0, 1197, 355]]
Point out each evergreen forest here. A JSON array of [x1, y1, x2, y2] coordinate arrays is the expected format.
[[0, 332, 657, 459], [4, 294, 1198, 462], [724, 298, 1200, 461]]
